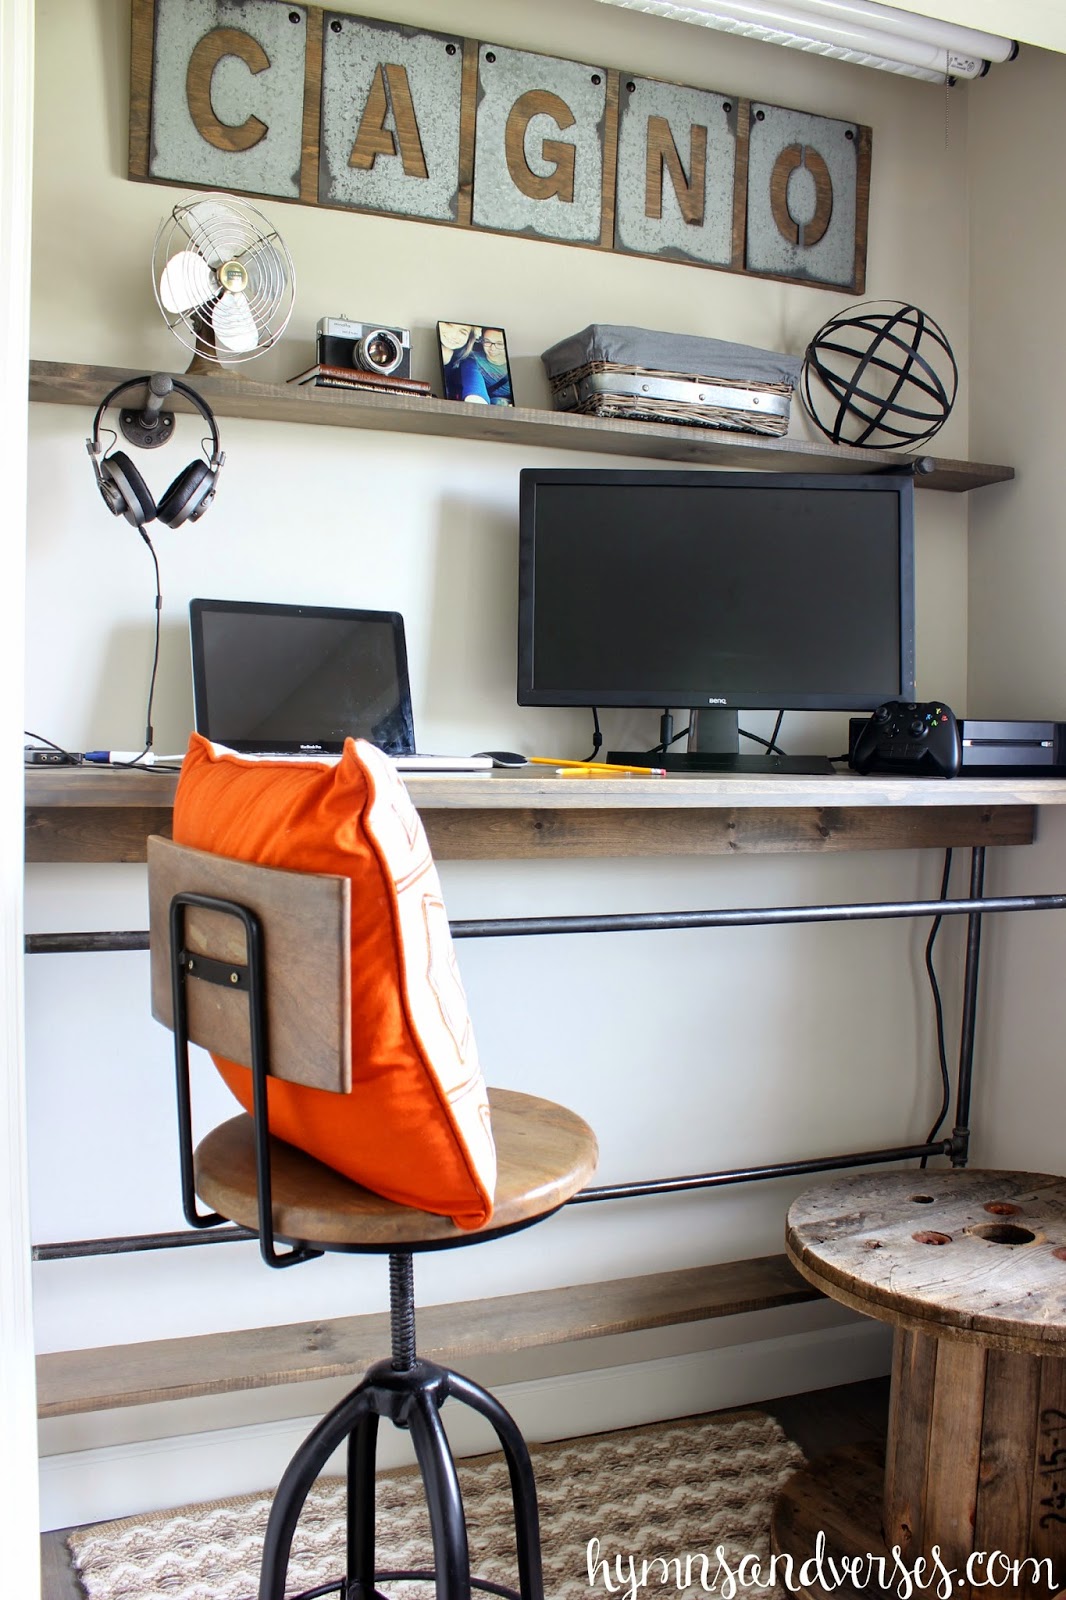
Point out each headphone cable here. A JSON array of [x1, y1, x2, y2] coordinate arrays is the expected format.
[[120, 523, 163, 765]]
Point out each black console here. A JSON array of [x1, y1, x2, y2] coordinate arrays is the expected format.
[[960, 719, 1066, 776], [849, 701, 962, 777]]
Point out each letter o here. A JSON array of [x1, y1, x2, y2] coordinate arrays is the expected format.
[[769, 143, 833, 247]]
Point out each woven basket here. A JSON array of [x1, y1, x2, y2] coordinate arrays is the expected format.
[[549, 360, 794, 436]]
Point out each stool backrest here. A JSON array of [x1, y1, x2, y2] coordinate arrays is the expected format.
[[147, 835, 351, 1093]]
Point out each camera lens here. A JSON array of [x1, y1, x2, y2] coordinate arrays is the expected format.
[[354, 329, 403, 376]]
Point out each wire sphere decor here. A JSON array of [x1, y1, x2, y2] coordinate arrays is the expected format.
[[800, 300, 958, 450]]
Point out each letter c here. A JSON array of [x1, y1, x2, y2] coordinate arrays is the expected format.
[[186, 27, 270, 153], [505, 90, 577, 203]]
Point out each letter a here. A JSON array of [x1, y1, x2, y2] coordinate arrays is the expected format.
[[349, 63, 428, 178]]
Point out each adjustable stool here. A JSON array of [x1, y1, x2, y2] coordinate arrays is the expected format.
[[148, 836, 598, 1600]]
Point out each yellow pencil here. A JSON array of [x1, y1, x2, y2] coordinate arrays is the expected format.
[[557, 767, 653, 778], [529, 756, 667, 776]]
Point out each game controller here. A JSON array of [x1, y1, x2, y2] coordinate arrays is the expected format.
[[850, 700, 962, 777]]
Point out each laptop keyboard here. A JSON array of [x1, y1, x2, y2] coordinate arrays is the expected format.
[[228, 750, 492, 772]]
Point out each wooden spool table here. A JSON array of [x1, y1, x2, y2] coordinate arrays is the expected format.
[[772, 1170, 1066, 1599]]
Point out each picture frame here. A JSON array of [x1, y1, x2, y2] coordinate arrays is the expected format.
[[437, 322, 514, 406]]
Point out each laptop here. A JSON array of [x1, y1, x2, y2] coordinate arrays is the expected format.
[[188, 598, 492, 772]]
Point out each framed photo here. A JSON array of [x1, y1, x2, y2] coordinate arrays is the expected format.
[[437, 322, 514, 406]]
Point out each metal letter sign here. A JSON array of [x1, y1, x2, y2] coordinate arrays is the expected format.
[[745, 105, 867, 289], [149, 0, 308, 199], [130, 0, 872, 293], [471, 45, 606, 245], [615, 76, 737, 268], [320, 13, 463, 222]]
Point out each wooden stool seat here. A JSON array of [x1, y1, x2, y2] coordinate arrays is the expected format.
[[196, 1086, 598, 1251]]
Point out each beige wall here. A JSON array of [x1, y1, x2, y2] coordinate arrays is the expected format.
[[965, 41, 1066, 1175], [26, 0, 994, 1521]]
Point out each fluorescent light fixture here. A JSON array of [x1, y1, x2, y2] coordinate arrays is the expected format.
[[592, 0, 1017, 83]]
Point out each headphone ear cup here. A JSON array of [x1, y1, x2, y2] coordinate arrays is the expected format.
[[100, 451, 157, 526], [156, 460, 214, 528]]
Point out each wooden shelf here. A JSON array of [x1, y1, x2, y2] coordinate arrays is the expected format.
[[30, 360, 1012, 493], [36, 1254, 817, 1416]]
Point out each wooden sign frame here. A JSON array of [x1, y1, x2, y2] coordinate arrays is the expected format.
[[129, 0, 871, 294]]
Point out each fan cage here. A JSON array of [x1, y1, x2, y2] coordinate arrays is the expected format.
[[152, 192, 296, 366]]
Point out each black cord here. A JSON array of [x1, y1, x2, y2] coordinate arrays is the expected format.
[[650, 718, 691, 756], [109, 525, 162, 768], [919, 847, 953, 1167], [28, 529, 163, 770], [651, 712, 788, 758], [736, 711, 787, 756], [585, 707, 603, 763]]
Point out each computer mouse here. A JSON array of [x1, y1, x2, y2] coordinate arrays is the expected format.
[[474, 750, 528, 767]]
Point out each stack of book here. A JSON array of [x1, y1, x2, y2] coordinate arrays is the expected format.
[[287, 363, 432, 398]]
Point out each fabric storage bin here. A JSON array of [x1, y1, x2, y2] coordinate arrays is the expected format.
[[541, 324, 802, 437]]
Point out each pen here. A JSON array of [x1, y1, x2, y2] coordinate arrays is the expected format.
[[531, 757, 667, 776]]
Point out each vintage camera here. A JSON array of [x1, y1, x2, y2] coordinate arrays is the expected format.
[[316, 317, 411, 379]]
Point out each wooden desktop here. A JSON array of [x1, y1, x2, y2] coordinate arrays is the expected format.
[[24, 763, 1061, 864]]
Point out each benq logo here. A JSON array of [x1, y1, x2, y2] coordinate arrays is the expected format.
[[707, 697, 727, 705]]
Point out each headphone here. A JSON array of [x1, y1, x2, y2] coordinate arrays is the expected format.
[[86, 376, 225, 529]]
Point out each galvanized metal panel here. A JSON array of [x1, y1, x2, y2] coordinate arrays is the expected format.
[[472, 45, 606, 245], [149, 0, 307, 199], [575, 371, 790, 415], [319, 13, 463, 222], [745, 104, 859, 288], [615, 75, 736, 268]]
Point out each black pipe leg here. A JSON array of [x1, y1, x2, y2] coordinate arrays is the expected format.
[[259, 1384, 378, 1600], [446, 1372, 544, 1600], [407, 1386, 471, 1600], [951, 845, 986, 1166], [345, 1411, 380, 1600]]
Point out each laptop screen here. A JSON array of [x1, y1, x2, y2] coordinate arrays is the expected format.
[[189, 598, 417, 756]]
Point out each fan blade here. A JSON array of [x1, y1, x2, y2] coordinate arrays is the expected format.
[[159, 250, 216, 315], [212, 290, 260, 354], [175, 197, 243, 268]]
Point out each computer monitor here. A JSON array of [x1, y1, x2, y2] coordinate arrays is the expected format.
[[516, 467, 916, 773]]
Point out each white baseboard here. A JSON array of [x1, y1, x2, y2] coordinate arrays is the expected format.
[[39, 1320, 890, 1532]]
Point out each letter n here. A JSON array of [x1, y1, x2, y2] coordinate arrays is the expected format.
[[645, 116, 706, 224]]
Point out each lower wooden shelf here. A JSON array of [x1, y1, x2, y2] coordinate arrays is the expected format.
[[36, 1253, 817, 1417]]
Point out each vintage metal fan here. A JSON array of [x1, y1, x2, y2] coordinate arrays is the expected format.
[[152, 193, 296, 373]]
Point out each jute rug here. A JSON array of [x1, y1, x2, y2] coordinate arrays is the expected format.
[[67, 1409, 805, 1600]]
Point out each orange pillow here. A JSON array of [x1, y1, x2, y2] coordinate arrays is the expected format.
[[171, 733, 496, 1229]]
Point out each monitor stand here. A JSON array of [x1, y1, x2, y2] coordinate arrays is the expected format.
[[608, 708, 837, 777]]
